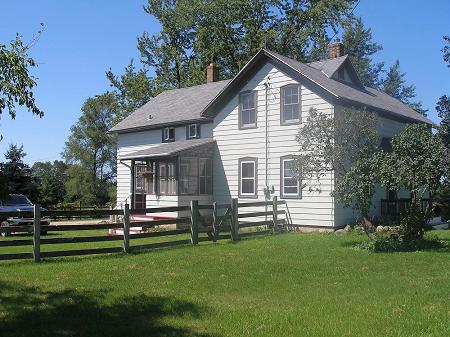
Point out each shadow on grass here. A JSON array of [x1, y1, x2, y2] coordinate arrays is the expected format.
[[0, 281, 216, 337]]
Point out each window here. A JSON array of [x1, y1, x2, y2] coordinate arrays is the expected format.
[[179, 157, 212, 195], [239, 91, 257, 128], [239, 157, 257, 198], [158, 161, 177, 195], [162, 127, 175, 142], [135, 161, 156, 194], [199, 158, 212, 195], [281, 157, 301, 198], [179, 157, 198, 195], [187, 124, 201, 139], [281, 84, 300, 124]]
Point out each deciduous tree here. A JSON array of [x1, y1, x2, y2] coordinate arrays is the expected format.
[[32, 160, 68, 208], [0, 27, 44, 120], [63, 93, 117, 206]]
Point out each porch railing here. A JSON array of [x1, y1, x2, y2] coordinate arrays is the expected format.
[[380, 199, 430, 217]]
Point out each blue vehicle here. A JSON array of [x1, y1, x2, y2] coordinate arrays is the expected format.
[[0, 194, 50, 237]]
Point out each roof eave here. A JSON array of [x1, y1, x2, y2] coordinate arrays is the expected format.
[[337, 97, 433, 125], [108, 117, 213, 134]]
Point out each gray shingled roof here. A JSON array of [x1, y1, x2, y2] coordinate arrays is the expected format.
[[109, 80, 230, 133], [120, 138, 215, 160], [265, 50, 432, 124], [308, 55, 348, 78], [110, 49, 431, 134]]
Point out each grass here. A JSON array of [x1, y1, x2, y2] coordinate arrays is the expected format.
[[0, 230, 449, 337]]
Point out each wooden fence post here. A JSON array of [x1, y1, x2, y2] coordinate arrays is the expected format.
[[212, 202, 218, 242], [272, 196, 278, 232], [123, 204, 131, 253], [190, 200, 199, 245], [33, 204, 41, 263], [230, 198, 239, 241]]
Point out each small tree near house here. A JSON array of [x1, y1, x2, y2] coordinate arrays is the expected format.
[[376, 124, 448, 240], [295, 106, 380, 235]]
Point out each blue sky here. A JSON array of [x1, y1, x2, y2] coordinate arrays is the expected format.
[[0, 0, 449, 164]]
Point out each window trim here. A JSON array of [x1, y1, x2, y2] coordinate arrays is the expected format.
[[162, 127, 175, 143], [238, 157, 258, 198], [238, 90, 258, 129], [280, 156, 302, 199], [186, 124, 201, 139], [280, 84, 301, 125]]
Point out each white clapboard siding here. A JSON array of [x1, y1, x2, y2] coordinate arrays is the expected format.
[[212, 62, 335, 227]]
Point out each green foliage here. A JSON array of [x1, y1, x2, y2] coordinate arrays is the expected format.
[[342, 17, 384, 88], [398, 207, 426, 241], [0, 144, 38, 200], [296, 106, 378, 197], [137, 0, 356, 90], [357, 233, 447, 252], [377, 124, 446, 209], [436, 95, 450, 148], [31, 160, 68, 208], [0, 27, 44, 119], [106, 60, 156, 122], [442, 35, 450, 67], [381, 60, 426, 115], [334, 157, 378, 221], [63, 93, 118, 206]]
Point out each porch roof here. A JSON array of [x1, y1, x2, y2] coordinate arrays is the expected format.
[[120, 138, 215, 160]]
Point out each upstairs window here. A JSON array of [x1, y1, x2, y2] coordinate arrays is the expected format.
[[162, 127, 175, 142], [281, 84, 300, 124], [239, 157, 258, 198], [187, 124, 201, 139], [239, 91, 257, 129]]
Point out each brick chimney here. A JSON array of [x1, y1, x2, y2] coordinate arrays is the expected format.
[[328, 41, 344, 59], [206, 63, 219, 83]]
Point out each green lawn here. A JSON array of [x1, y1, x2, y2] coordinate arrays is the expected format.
[[0, 230, 449, 337]]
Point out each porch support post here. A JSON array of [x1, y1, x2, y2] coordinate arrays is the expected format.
[[130, 159, 135, 209]]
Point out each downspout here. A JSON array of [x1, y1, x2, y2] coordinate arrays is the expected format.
[[263, 78, 270, 222]]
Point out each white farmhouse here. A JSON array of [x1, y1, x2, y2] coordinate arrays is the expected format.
[[108, 42, 432, 229]]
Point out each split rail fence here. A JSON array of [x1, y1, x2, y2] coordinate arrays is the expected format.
[[0, 197, 287, 262]]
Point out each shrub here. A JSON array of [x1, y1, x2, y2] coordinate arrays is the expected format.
[[357, 235, 447, 252], [398, 207, 426, 241]]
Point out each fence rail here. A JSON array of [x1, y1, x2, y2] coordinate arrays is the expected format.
[[0, 197, 288, 262]]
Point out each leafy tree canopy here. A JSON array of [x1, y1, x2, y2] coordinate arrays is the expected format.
[[106, 59, 156, 122], [0, 26, 44, 120], [0, 144, 38, 200], [63, 92, 118, 206], [342, 17, 384, 88], [136, 0, 356, 90], [32, 160, 68, 208]]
